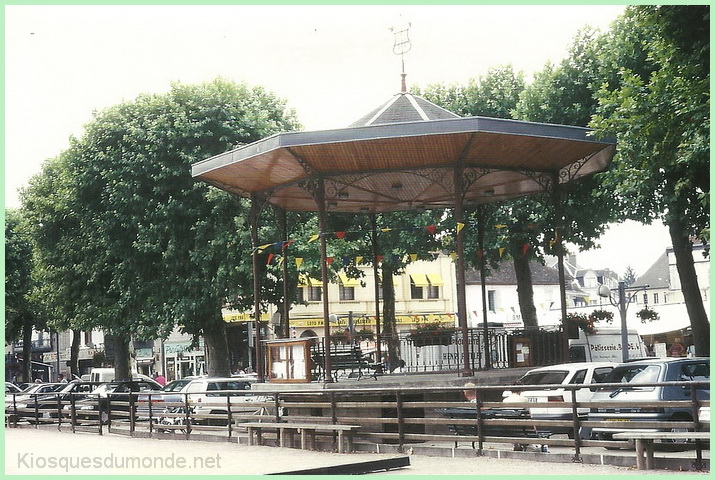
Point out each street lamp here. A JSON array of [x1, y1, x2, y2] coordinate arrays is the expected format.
[[598, 281, 650, 362]]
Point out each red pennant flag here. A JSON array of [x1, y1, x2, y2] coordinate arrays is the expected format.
[[327, 257, 334, 265], [522, 243, 530, 255], [376, 255, 383, 263], [425, 225, 436, 235], [282, 240, 295, 249], [335, 231, 346, 240], [266, 253, 274, 265]]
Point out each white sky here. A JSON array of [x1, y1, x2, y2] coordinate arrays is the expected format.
[[4, 4, 672, 277]]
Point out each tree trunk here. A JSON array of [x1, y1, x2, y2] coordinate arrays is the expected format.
[[113, 335, 132, 380], [21, 316, 32, 382], [204, 319, 231, 377], [513, 250, 538, 328], [668, 221, 710, 356], [381, 263, 400, 372], [70, 330, 81, 379]]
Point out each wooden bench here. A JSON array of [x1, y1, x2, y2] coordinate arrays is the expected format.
[[237, 422, 360, 453], [612, 431, 710, 470], [311, 345, 376, 381]]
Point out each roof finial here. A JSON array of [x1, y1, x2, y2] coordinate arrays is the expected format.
[[390, 23, 411, 93]]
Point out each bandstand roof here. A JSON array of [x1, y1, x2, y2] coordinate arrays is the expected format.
[[191, 91, 615, 212]]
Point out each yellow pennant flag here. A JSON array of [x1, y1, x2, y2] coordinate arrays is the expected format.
[[257, 243, 272, 252], [449, 252, 457, 261], [409, 254, 418, 262], [295, 258, 303, 269], [380, 227, 392, 232], [355, 256, 363, 265], [308, 234, 320, 243], [499, 247, 505, 257], [456, 222, 465, 234], [495, 224, 508, 229]]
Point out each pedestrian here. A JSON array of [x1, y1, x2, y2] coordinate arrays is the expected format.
[[668, 338, 686, 357], [58, 373, 68, 383], [153, 372, 167, 386], [462, 382, 478, 402]]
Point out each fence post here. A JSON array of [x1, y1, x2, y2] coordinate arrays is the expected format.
[[690, 383, 704, 471], [274, 394, 281, 422], [148, 392, 154, 437], [570, 388, 582, 462], [227, 394, 233, 440], [184, 392, 191, 439], [129, 393, 136, 435], [396, 391, 405, 451], [56, 394, 63, 431], [475, 396, 484, 455], [33, 394, 39, 428], [70, 394, 77, 433]]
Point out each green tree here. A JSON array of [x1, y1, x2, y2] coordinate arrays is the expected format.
[[5, 209, 42, 382], [592, 5, 710, 355], [22, 79, 300, 377]]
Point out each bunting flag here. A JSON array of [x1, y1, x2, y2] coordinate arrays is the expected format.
[[295, 258, 303, 269], [409, 254, 418, 262], [266, 253, 275, 265], [355, 256, 363, 265], [456, 222, 465, 234], [308, 234, 320, 243], [522, 243, 530, 255], [496, 224, 508, 229], [327, 257, 334, 265], [380, 227, 392, 232], [449, 252, 457, 261], [335, 231, 346, 240], [281, 240, 294, 249], [499, 247, 506, 257], [277, 256, 285, 266], [425, 225, 436, 235]]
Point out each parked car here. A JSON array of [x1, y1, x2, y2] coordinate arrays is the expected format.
[[510, 362, 618, 437], [10, 380, 95, 422], [588, 357, 710, 444], [5, 382, 22, 394], [68, 379, 163, 424], [139, 377, 268, 427]]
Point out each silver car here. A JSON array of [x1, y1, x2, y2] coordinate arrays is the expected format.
[[588, 357, 710, 443]]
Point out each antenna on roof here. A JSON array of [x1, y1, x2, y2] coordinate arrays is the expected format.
[[390, 23, 411, 93]]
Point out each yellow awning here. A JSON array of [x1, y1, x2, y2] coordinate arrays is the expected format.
[[410, 273, 429, 287], [338, 273, 359, 287], [426, 273, 444, 286]]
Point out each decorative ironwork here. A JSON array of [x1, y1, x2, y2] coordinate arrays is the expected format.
[[559, 154, 595, 183]]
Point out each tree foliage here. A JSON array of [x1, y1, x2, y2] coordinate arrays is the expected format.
[[591, 5, 710, 354], [21, 79, 301, 376]]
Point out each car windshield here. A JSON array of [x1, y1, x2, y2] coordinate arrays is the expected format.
[[599, 364, 662, 389], [518, 371, 569, 385], [163, 379, 192, 392]]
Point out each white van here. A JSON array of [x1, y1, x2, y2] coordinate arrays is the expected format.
[[89, 368, 147, 383], [569, 328, 648, 362]]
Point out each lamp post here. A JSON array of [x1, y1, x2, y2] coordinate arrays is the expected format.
[[598, 282, 650, 362]]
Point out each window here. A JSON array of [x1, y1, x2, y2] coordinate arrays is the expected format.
[[487, 290, 496, 313], [653, 293, 659, 304], [592, 367, 614, 383], [426, 273, 443, 299], [411, 283, 424, 299], [339, 285, 355, 301], [427, 284, 439, 299], [569, 369, 587, 384], [308, 286, 322, 302], [297, 288, 305, 303], [642, 293, 648, 305]]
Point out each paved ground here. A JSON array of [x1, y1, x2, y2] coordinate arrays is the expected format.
[[4, 428, 707, 475]]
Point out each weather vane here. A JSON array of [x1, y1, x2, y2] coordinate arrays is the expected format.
[[390, 23, 411, 93]]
